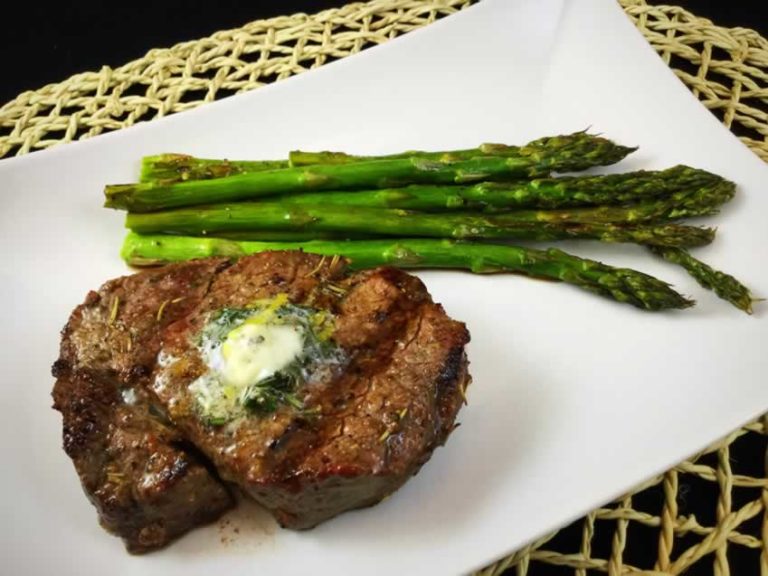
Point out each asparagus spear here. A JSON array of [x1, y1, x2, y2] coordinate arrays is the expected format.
[[125, 202, 715, 247], [238, 166, 731, 212], [209, 182, 731, 240], [650, 247, 756, 313], [142, 143, 563, 183], [197, 230, 375, 241], [204, 171, 733, 237], [140, 154, 288, 183], [121, 233, 694, 311], [106, 133, 636, 212], [473, 178, 733, 224], [263, 178, 733, 222], [288, 132, 635, 168]]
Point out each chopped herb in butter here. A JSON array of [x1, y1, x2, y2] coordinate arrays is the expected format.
[[188, 294, 342, 425]]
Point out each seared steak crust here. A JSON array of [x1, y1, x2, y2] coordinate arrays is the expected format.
[[54, 251, 470, 547], [52, 260, 235, 553]]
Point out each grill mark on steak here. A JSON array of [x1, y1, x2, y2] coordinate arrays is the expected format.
[[212, 263, 428, 489]]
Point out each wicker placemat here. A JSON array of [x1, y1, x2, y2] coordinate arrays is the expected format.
[[3, 1, 767, 574], [624, 0, 768, 164], [0, 0, 474, 157]]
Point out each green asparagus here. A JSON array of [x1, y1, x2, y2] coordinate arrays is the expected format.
[[212, 183, 731, 237], [121, 233, 694, 311], [471, 178, 733, 224], [288, 132, 635, 168], [124, 202, 715, 247], [140, 153, 289, 183], [106, 133, 636, 212], [650, 246, 756, 313], [202, 230, 374, 241], [237, 166, 729, 212], [264, 178, 733, 223]]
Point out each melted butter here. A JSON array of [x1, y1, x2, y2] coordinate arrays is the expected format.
[[121, 388, 138, 405], [220, 322, 304, 388]]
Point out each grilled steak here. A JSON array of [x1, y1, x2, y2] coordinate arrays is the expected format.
[[151, 252, 471, 529], [53, 251, 470, 547], [52, 260, 235, 553]]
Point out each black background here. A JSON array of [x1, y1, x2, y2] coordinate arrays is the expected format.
[[2, 1, 766, 105]]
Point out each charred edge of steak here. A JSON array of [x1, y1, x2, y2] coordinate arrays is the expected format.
[[52, 258, 236, 553], [52, 369, 117, 463], [435, 345, 471, 437], [272, 344, 471, 531], [113, 442, 235, 555], [53, 367, 236, 554]]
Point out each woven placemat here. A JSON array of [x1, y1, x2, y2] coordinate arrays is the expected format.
[[624, 0, 768, 164], [3, 1, 767, 574], [0, 0, 474, 157]]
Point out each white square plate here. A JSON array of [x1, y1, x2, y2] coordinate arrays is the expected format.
[[2, 0, 767, 574]]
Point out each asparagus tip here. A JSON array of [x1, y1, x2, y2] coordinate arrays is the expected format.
[[650, 246, 755, 314]]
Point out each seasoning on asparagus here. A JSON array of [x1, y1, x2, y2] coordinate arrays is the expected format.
[[140, 154, 289, 183]]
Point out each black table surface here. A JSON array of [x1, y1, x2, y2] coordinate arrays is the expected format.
[[3, 1, 766, 106]]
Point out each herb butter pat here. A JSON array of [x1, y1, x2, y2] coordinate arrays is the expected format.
[[187, 294, 342, 425], [220, 322, 304, 388]]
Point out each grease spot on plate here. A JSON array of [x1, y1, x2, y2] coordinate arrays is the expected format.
[[217, 493, 278, 550]]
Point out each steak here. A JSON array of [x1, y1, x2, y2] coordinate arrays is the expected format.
[[53, 251, 470, 547], [52, 260, 235, 553], [151, 252, 471, 529]]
